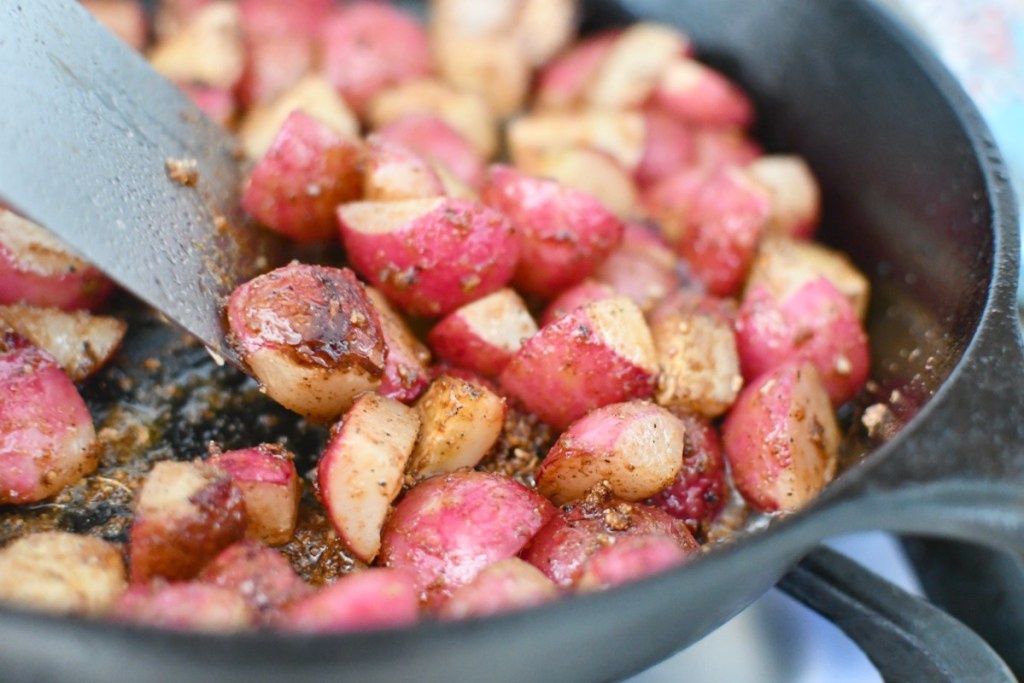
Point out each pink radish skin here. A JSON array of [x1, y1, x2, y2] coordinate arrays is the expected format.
[[646, 412, 728, 538], [539, 280, 616, 327], [427, 288, 537, 377], [481, 165, 624, 297], [735, 279, 869, 407], [536, 401, 685, 505], [436, 558, 558, 621], [692, 126, 762, 172], [641, 166, 710, 247], [593, 222, 679, 313], [241, 111, 363, 243], [652, 58, 754, 129], [207, 444, 301, 545], [338, 197, 520, 317], [0, 333, 97, 505], [376, 114, 486, 189], [379, 471, 556, 601], [178, 83, 237, 126], [535, 30, 621, 110], [319, 2, 432, 116], [575, 534, 690, 591], [227, 264, 387, 421], [722, 362, 841, 513], [363, 135, 446, 201], [199, 541, 311, 616], [500, 297, 658, 430], [635, 110, 696, 189], [366, 288, 432, 403], [114, 583, 255, 632], [282, 568, 420, 633]]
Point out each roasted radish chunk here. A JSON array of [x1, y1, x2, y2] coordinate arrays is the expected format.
[[525, 146, 640, 221], [499, 297, 658, 430], [207, 443, 301, 545], [535, 30, 621, 111], [282, 568, 420, 633], [379, 471, 555, 601], [408, 375, 506, 481], [575, 534, 689, 591], [507, 111, 646, 176], [0, 304, 126, 382], [0, 334, 97, 505], [241, 111, 363, 243], [376, 114, 486, 189], [432, 34, 530, 119], [148, 1, 244, 90], [366, 288, 432, 403], [199, 541, 311, 616], [481, 165, 624, 297], [521, 483, 698, 587], [722, 362, 840, 513], [129, 460, 247, 582], [746, 156, 822, 239], [115, 583, 255, 632], [338, 198, 519, 317], [538, 279, 615, 327], [362, 136, 446, 201], [592, 222, 678, 313], [436, 558, 558, 621], [0, 209, 114, 311], [227, 264, 387, 421], [0, 532, 125, 616], [317, 394, 420, 563], [652, 58, 754, 129], [536, 401, 684, 505], [426, 288, 537, 377], [586, 22, 692, 110]]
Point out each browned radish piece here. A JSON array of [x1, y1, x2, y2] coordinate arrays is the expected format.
[[178, 83, 236, 126], [281, 568, 420, 633], [0, 304, 126, 382], [722, 362, 840, 513], [645, 412, 728, 538], [0, 532, 125, 616], [238, 74, 360, 160], [635, 110, 696, 189], [206, 443, 301, 545], [677, 167, 771, 296], [521, 483, 699, 587], [507, 111, 645, 176], [537, 401, 684, 505], [535, 30, 621, 110], [407, 375, 506, 481], [148, 2, 244, 90], [746, 156, 821, 239], [0, 209, 114, 311], [526, 146, 640, 220], [199, 541, 311, 616], [538, 279, 615, 327], [652, 58, 754, 129], [593, 222, 679, 313], [114, 583, 256, 632], [436, 558, 558, 621], [368, 78, 498, 159], [82, 0, 148, 51], [130, 460, 247, 582], [585, 23, 692, 110], [320, 2, 432, 117], [692, 126, 762, 172], [366, 288, 431, 403], [427, 288, 537, 377], [575, 534, 690, 591], [363, 136, 446, 202], [241, 111, 363, 243], [481, 165, 624, 297], [338, 198, 519, 317], [735, 279, 870, 407], [226, 264, 386, 421], [745, 235, 870, 321], [499, 297, 658, 430], [317, 395, 420, 563], [433, 34, 531, 119], [650, 292, 742, 418], [379, 471, 555, 600], [376, 114, 486, 189], [0, 334, 97, 505]]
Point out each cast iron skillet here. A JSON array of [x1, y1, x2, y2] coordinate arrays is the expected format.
[[1, 0, 1022, 681]]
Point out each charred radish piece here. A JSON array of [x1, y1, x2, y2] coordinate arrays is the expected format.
[[362, 135, 446, 201], [317, 394, 421, 563], [536, 401, 685, 505], [281, 568, 420, 633], [426, 288, 537, 377], [115, 583, 255, 632], [436, 558, 558, 621], [0, 333, 97, 505], [722, 362, 840, 513], [338, 197, 519, 317], [366, 288, 432, 403], [499, 297, 658, 430], [241, 111, 363, 243], [407, 374, 506, 481], [199, 541, 311, 617], [227, 264, 387, 421], [207, 443, 301, 545], [376, 114, 486, 189], [379, 471, 555, 601], [0, 532, 125, 616], [129, 460, 247, 582]]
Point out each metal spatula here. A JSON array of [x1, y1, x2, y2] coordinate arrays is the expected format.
[[0, 0, 281, 371]]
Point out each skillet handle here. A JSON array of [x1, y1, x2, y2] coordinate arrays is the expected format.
[[777, 546, 1017, 683]]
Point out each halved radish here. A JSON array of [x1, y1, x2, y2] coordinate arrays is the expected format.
[[207, 443, 301, 545]]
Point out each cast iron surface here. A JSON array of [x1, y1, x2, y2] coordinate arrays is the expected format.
[[0, 0, 281, 370], [0, 0, 1022, 682], [778, 546, 1016, 683]]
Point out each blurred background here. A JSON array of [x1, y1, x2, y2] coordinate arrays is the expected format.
[[629, 1, 1024, 680]]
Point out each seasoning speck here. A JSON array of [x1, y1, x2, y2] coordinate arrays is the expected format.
[[165, 158, 199, 187]]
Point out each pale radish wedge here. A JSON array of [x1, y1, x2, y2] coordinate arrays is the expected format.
[[507, 111, 646, 174], [365, 287, 432, 403], [525, 146, 640, 220], [362, 135, 446, 201], [432, 33, 530, 118], [746, 155, 822, 239]]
